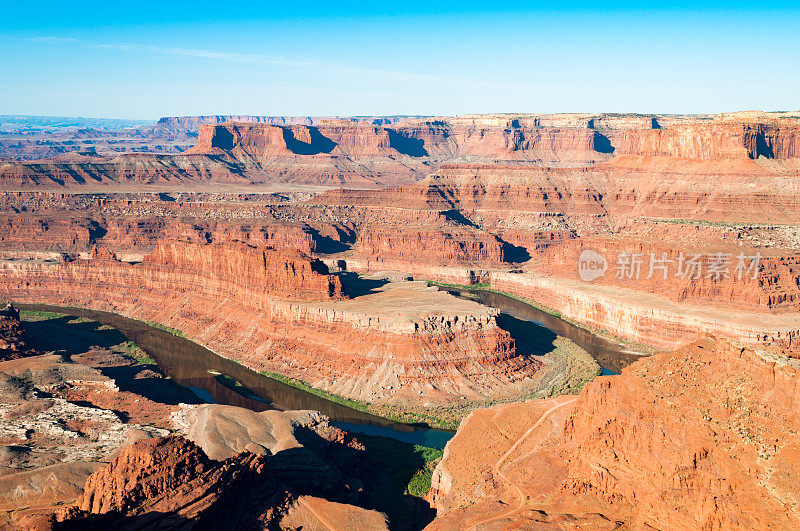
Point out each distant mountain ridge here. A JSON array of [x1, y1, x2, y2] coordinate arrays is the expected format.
[[0, 115, 155, 132], [153, 115, 429, 132]]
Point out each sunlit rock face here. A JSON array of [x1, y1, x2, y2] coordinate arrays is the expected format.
[[428, 338, 800, 530]]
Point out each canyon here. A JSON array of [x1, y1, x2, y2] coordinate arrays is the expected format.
[[0, 241, 554, 409], [1, 111, 798, 404], [10, 111, 796, 190], [1, 110, 799, 529]]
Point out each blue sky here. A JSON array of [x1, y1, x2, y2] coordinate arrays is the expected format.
[[1, 1, 798, 119]]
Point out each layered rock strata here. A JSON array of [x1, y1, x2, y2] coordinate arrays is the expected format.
[[491, 271, 800, 357], [315, 151, 800, 352], [0, 241, 540, 404], [4, 112, 799, 190], [57, 435, 387, 530], [1, 112, 799, 361]]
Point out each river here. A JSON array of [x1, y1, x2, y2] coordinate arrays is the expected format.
[[20, 292, 643, 449], [19, 303, 455, 448], [442, 288, 646, 374]]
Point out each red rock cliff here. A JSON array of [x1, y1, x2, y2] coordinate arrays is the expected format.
[[616, 122, 800, 159], [69, 436, 288, 527], [143, 240, 344, 301], [561, 340, 800, 528]]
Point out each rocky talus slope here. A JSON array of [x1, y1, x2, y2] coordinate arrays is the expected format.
[[427, 338, 800, 529]]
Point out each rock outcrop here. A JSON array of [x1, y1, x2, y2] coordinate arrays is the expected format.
[[490, 270, 800, 357], [1, 111, 799, 376], [62, 436, 290, 528], [616, 121, 800, 160], [0, 329, 185, 528], [54, 435, 387, 530], [427, 339, 800, 529], [143, 240, 345, 301], [0, 303, 33, 360], [3, 112, 799, 190]]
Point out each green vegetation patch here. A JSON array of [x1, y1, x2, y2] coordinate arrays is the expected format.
[[260, 371, 461, 429], [356, 434, 442, 527], [144, 320, 187, 338], [406, 445, 444, 497], [114, 340, 157, 366], [19, 309, 67, 321], [214, 373, 264, 401], [261, 371, 372, 411]]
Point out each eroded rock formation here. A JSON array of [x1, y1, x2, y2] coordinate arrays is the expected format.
[[0, 241, 541, 404], [1, 111, 799, 376], [68, 436, 290, 527], [0, 112, 686, 189], [0, 303, 34, 360], [0, 311, 391, 530], [54, 434, 387, 530], [427, 339, 800, 529]]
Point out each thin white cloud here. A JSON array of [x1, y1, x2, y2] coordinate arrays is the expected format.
[[6, 33, 589, 92], [145, 45, 327, 68], [101, 41, 452, 82], [6, 33, 451, 83], [92, 43, 138, 50], [31, 36, 78, 43]]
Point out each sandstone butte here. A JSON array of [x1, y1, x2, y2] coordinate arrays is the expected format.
[[426, 338, 800, 529], [0, 240, 543, 405], [4, 111, 795, 190], [0, 113, 623, 189]]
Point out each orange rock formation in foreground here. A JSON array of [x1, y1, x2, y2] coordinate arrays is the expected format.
[[44, 435, 387, 530], [427, 338, 800, 529]]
